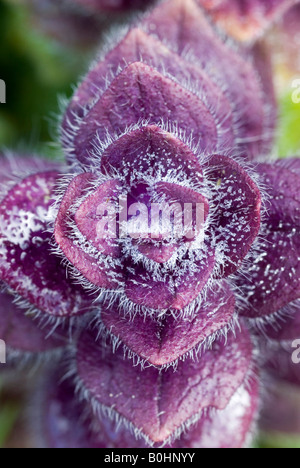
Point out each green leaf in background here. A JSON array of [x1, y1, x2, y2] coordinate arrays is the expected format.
[[0, 0, 92, 158], [0, 378, 20, 448], [277, 91, 300, 158]]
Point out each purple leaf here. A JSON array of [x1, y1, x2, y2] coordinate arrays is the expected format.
[[260, 379, 300, 436], [55, 172, 122, 290], [173, 380, 259, 449], [73, 0, 154, 13], [204, 154, 261, 276], [37, 370, 258, 448], [67, 61, 225, 165], [75, 324, 253, 444], [239, 160, 300, 319], [197, 0, 300, 42], [124, 256, 215, 311], [62, 28, 235, 164], [101, 281, 236, 366], [142, 0, 273, 159], [263, 340, 300, 387], [0, 288, 66, 355], [0, 169, 93, 318]]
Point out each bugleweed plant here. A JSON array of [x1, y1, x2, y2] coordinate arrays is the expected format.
[[1, 0, 300, 448]]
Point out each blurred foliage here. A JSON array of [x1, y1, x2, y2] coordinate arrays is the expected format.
[[258, 432, 300, 449], [0, 378, 20, 448], [0, 0, 93, 158], [0, 0, 300, 450], [277, 92, 300, 158]]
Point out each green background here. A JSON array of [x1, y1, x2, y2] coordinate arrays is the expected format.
[[0, 0, 95, 158]]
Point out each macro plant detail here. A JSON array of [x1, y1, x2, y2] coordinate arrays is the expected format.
[[1, 0, 300, 449]]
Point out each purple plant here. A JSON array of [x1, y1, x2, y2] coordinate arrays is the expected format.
[[72, 0, 156, 12], [1, 0, 300, 448], [27, 0, 156, 48], [196, 0, 300, 41]]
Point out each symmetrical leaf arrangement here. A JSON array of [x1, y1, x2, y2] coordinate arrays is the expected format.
[[1, 0, 300, 448]]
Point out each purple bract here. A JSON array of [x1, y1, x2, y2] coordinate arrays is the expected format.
[[1, 0, 300, 448]]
